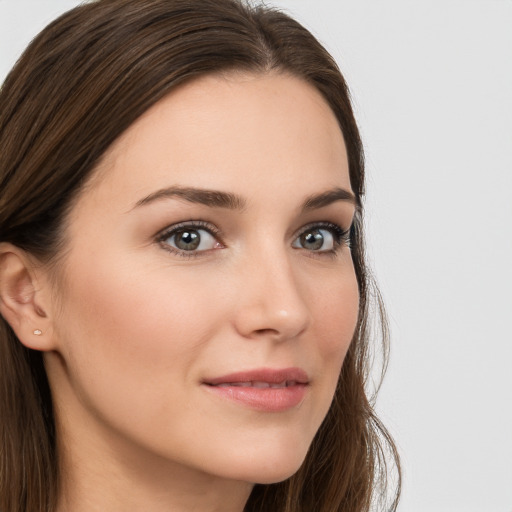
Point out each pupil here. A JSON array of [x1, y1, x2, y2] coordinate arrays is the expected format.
[[301, 230, 323, 250], [175, 230, 200, 250]]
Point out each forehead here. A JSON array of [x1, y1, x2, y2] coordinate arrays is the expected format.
[[82, 72, 351, 210]]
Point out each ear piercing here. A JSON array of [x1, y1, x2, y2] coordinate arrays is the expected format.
[[33, 329, 42, 336]]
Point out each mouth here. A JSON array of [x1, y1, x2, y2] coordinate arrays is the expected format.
[[203, 367, 309, 387], [202, 368, 309, 412], [212, 380, 301, 389]]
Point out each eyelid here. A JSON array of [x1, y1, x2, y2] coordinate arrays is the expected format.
[[156, 220, 224, 256], [292, 221, 352, 253], [294, 221, 351, 240]]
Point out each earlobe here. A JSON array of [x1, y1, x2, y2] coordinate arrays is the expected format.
[[0, 244, 55, 351]]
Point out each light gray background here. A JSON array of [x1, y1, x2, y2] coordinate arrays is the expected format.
[[1, 1, 511, 511]]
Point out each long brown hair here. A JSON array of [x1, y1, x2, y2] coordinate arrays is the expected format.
[[0, 1, 400, 510]]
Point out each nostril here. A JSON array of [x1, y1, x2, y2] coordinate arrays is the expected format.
[[254, 328, 280, 336]]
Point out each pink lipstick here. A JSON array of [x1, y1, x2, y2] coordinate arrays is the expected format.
[[202, 368, 308, 412]]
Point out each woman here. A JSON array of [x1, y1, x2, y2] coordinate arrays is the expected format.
[[0, 0, 400, 511]]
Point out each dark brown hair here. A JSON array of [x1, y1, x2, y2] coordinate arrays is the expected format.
[[0, 0, 400, 510]]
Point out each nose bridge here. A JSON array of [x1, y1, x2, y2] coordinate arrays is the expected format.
[[233, 239, 310, 341]]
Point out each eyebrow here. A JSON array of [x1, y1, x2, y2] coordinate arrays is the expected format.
[[301, 187, 357, 211], [132, 185, 356, 212], [133, 186, 246, 211]]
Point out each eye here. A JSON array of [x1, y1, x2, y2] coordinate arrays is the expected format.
[[292, 223, 350, 253], [158, 222, 222, 255]]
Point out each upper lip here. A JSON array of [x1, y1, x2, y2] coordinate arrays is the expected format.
[[203, 367, 309, 386]]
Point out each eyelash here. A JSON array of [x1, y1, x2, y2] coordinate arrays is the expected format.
[[297, 221, 352, 257], [156, 220, 223, 258], [156, 220, 352, 258]]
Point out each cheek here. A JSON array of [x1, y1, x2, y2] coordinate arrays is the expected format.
[[313, 266, 360, 357], [313, 266, 359, 408], [50, 256, 238, 467], [298, 260, 360, 417], [53, 252, 226, 410]]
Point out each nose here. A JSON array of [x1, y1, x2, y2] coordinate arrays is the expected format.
[[232, 250, 311, 342]]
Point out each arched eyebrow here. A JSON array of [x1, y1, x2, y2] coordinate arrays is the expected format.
[[132, 185, 356, 211], [301, 187, 356, 210], [133, 186, 246, 211]]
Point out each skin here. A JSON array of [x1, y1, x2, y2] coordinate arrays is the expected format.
[[0, 73, 359, 512]]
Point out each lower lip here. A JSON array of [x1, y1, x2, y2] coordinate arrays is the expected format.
[[203, 383, 307, 412]]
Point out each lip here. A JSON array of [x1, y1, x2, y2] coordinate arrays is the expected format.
[[202, 367, 309, 412]]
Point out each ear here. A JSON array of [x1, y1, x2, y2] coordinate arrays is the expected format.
[[0, 243, 56, 351]]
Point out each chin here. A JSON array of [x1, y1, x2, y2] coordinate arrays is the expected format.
[[219, 444, 310, 485]]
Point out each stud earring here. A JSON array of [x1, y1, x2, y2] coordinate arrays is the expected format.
[[33, 329, 42, 336]]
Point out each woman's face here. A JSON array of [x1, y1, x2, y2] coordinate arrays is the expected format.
[[45, 72, 359, 485]]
